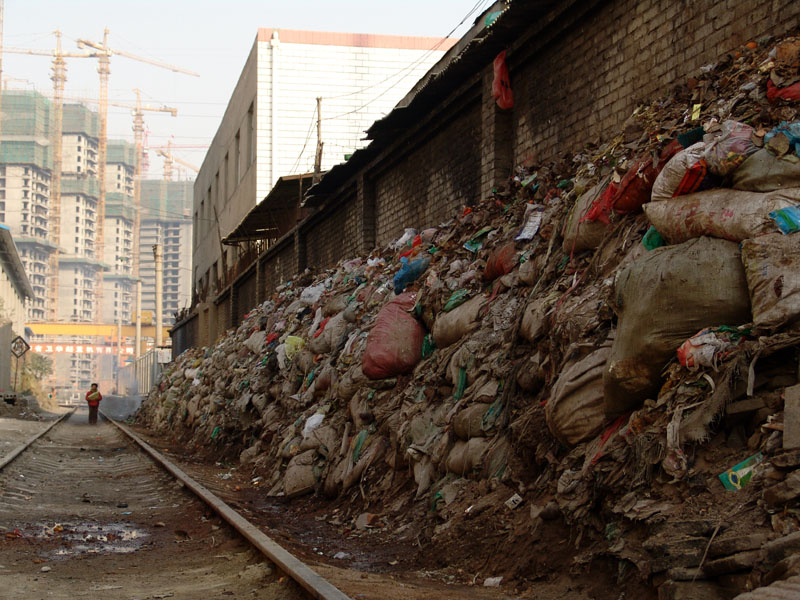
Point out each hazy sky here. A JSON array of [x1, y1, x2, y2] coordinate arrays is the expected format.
[[3, 0, 488, 178]]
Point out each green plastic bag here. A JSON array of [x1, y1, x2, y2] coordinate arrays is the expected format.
[[443, 290, 469, 312]]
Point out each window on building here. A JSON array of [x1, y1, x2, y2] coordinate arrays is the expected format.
[[235, 131, 241, 184], [214, 171, 220, 211], [223, 153, 229, 201], [248, 102, 255, 166]]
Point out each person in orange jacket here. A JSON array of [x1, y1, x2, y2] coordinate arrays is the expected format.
[[86, 383, 102, 425]]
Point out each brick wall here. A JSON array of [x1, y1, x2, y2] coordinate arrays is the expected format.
[[374, 101, 482, 246], [512, 0, 800, 165], [303, 187, 360, 270]]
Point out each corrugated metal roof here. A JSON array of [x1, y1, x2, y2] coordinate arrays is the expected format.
[[733, 575, 800, 599], [224, 173, 315, 244]]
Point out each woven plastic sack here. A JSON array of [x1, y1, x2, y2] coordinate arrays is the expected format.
[[562, 180, 611, 253], [432, 294, 483, 348], [362, 293, 425, 380], [732, 148, 800, 192], [642, 187, 800, 244], [651, 142, 709, 202], [741, 233, 800, 330], [546, 344, 610, 446], [484, 243, 517, 281], [703, 120, 758, 176], [604, 237, 751, 417]]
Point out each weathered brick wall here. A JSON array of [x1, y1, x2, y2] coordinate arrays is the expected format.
[[303, 188, 360, 270], [374, 101, 482, 246], [232, 269, 257, 326], [262, 240, 296, 293], [512, 0, 800, 165]]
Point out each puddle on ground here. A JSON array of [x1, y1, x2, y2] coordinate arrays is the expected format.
[[29, 521, 150, 558]]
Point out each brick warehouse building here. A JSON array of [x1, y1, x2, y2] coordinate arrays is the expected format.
[[173, 0, 800, 353]]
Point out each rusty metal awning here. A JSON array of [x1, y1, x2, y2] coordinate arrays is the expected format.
[[223, 173, 317, 245]]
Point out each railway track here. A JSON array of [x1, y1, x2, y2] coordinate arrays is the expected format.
[[0, 408, 350, 600]]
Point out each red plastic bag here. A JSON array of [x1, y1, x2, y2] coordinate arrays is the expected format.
[[484, 243, 517, 281], [492, 50, 514, 110], [583, 141, 682, 224], [673, 159, 708, 196], [362, 293, 425, 380], [767, 79, 800, 103]]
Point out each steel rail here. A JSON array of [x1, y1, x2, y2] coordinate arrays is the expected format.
[[0, 410, 74, 471], [103, 414, 352, 600]]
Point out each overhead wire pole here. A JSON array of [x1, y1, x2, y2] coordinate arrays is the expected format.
[[313, 97, 323, 184]]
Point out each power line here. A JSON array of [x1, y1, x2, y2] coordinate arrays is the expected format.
[[321, 0, 494, 122]]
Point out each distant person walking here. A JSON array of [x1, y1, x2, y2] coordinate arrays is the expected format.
[[86, 383, 102, 425]]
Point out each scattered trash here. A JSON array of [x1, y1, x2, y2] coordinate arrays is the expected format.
[[719, 452, 764, 490], [504, 493, 524, 510]]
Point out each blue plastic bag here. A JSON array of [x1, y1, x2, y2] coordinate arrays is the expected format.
[[393, 256, 430, 295], [770, 205, 800, 234]]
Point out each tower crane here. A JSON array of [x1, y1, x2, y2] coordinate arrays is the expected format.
[[75, 29, 198, 353], [156, 140, 200, 181], [1, 31, 94, 320]]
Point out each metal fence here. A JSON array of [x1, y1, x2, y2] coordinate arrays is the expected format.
[[119, 347, 172, 397]]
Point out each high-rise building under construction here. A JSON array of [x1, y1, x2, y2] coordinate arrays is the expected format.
[[0, 89, 192, 395]]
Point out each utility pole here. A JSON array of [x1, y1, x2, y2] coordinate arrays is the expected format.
[[313, 96, 323, 184], [116, 293, 122, 393], [153, 244, 163, 347]]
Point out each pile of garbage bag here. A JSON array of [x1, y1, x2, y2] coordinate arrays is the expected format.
[[138, 34, 800, 595]]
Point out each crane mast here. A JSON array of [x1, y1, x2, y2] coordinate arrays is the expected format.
[[49, 31, 66, 321]]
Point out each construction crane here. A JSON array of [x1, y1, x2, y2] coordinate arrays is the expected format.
[[76, 29, 199, 352], [1, 31, 95, 320], [156, 140, 200, 180]]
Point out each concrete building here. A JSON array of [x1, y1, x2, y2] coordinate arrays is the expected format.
[[0, 224, 34, 335], [193, 28, 456, 299], [140, 180, 192, 327], [0, 224, 33, 395], [0, 91, 55, 322], [102, 141, 136, 326], [58, 103, 102, 325]]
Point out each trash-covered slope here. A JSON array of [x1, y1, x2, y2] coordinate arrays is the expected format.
[[138, 34, 800, 597]]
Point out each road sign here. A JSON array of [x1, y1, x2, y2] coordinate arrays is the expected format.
[[10, 336, 29, 358]]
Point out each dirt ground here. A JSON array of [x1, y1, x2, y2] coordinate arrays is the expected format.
[[130, 424, 655, 600], [0, 409, 306, 600]]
